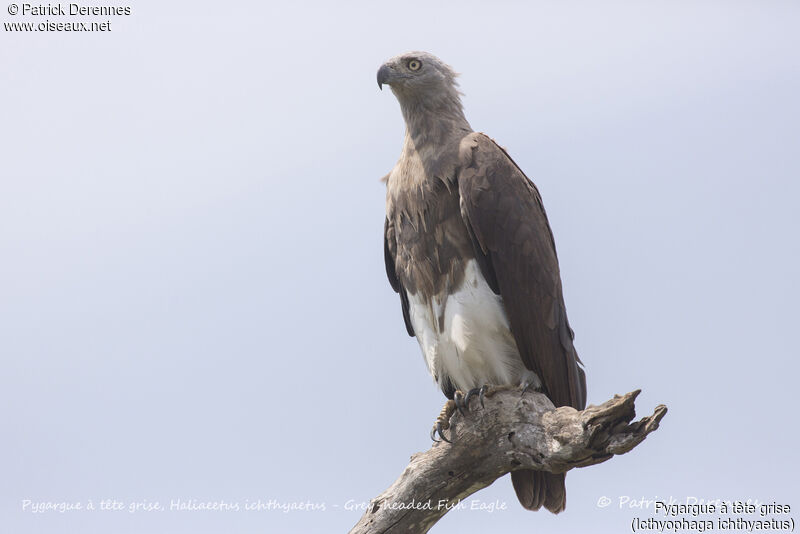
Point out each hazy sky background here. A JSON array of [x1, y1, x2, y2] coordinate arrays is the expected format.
[[1, 1, 798, 532]]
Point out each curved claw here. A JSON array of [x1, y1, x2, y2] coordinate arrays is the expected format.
[[463, 388, 478, 409], [453, 390, 467, 415], [430, 399, 456, 443], [431, 421, 452, 443], [464, 385, 488, 409]]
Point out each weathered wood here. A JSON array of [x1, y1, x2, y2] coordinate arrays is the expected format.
[[349, 389, 666, 534]]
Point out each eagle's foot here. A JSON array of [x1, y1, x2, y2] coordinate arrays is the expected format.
[[430, 400, 456, 443], [430, 385, 521, 442]]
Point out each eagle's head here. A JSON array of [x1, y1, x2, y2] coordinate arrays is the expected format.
[[377, 51, 461, 102]]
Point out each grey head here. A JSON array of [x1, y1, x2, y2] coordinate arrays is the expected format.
[[377, 51, 459, 91], [377, 51, 469, 139]]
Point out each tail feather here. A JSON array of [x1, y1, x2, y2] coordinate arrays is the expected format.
[[511, 470, 567, 514]]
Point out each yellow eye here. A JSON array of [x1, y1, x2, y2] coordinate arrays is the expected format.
[[408, 59, 422, 71]]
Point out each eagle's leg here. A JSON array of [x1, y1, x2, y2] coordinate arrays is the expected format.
[[430, 399, 456, 443]]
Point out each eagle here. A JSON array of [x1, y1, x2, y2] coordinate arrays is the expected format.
[[378, 51, 587, 514]]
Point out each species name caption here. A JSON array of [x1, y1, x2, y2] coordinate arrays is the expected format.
[[19, 498, 508, 514], [630, 501, 794, 533]]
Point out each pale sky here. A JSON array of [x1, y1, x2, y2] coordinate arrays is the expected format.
[[1, 1, 798, 533]]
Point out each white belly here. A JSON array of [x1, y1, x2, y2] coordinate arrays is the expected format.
[[407, 259, 536, 392]]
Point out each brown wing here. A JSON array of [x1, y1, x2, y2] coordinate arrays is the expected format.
[[458, 133, 586, 410], [384, 217, 414, 337]]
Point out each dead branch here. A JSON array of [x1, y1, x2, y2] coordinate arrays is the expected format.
[[349, 389, 666, 534]]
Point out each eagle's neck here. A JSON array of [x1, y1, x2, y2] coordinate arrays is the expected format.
[[395, 89, 472, 181], [398, 93, 471, 150]]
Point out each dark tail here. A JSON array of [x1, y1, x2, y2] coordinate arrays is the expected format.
[[511, 470, 567, 514]]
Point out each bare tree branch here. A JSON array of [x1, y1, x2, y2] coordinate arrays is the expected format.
[[349, 389, 667, 534]]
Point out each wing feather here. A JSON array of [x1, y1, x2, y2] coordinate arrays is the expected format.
[[457, 133, 586, 410], [384, 218, 415, 337]]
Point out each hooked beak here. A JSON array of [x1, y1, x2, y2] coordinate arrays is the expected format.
[[377, 64, 392, 90]]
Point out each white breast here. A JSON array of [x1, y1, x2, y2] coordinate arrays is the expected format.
[[407, 259, 536, 393]]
